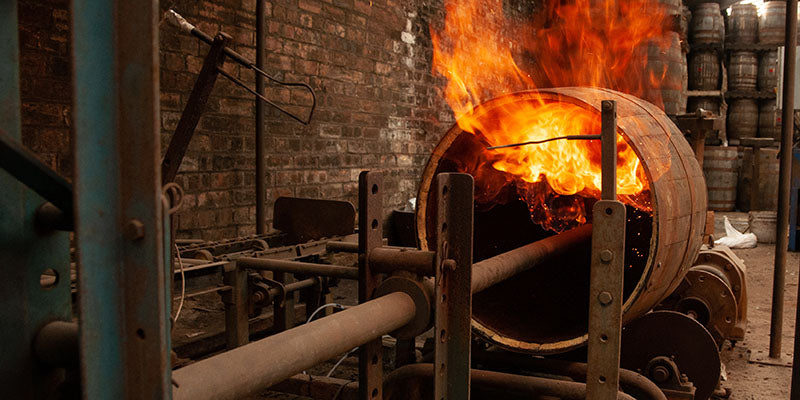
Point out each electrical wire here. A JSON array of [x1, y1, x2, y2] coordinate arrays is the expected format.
[[172, 243, 186, 326], [306, 302, 346, 324], [326, 347, 359, 377]]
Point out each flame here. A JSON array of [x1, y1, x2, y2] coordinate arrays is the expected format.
[[431, 0, 671, 231]]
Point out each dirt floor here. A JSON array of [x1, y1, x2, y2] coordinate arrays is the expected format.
[[719, 243, 797, 399]]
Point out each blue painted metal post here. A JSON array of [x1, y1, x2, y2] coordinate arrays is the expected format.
[[72, 0, 171, 398], [0, 2, 72, 398]]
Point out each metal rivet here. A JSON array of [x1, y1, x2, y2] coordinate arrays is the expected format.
[[124, 219, 145, 241], [600, 250, 614, 263], [598, 291, 613, 305]]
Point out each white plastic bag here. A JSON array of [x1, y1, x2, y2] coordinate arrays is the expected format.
[[714, 216, 757, 249]]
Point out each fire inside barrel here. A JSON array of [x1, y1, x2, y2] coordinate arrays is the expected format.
[[420, 0, 705, 354]]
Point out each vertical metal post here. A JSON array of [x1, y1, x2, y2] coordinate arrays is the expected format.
[[223, 262, 249, 348], [772, 0, 798, 360], [73, 0, 171, 397], [255, 0, 267, 234], [0, 2, 71, 397], [434, 173, 474, 400], [358, 171, 384, 400], [586, 100, 626, 400]]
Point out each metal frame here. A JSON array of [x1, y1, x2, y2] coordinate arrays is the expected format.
[[72, 0, 171, 397], [434, 173, 474, 400], [586, 100, 626, 399], [0, 2, 72, 397]]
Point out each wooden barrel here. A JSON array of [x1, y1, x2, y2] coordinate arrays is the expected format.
[[689, 50, 720, 90], [687, 96, 721, 113], [758, 50, 779, 92], [759, 1, 787, 45], [691, 3, 725, 44], [728, 51, 758, 90], [727, 3, 759, 44], [727, 98, 758, 144], [737, 147, 780, 211], [703, 146, 738, 211], [643, 32, 687, 115], [759, 99, 781, 141], [416, 87, 706, 354]]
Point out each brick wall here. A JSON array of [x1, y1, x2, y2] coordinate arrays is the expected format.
[[160, 0, 453, 239], [18, 0, 73, 179], [18, 0, 455, 240]]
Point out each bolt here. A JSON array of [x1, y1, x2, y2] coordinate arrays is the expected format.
[[442, 259, 457, 272], [598, 291, 613, 305], [652, 365, 670, 383], [600, 250, 614, 263], [602, 101, 613, 111], [124, 219, 145, 241]]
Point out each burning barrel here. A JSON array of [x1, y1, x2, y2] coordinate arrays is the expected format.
[[416, 87, 706, 354]]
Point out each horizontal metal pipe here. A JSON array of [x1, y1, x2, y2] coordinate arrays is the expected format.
[[471, 224, 592, 293], [172, 292, 416, 400], [384, 363, 634, 400], [263, 277, 318, 303], [34, 321, 79, 367], [369, 247, 436, 276], [472, 351, 666, 400], [237, 257, 358, 280], [325, 240, 359, 253]]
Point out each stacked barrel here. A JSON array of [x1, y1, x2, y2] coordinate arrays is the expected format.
[[687, 3, 725, 143], [644, 0, 689, 115]]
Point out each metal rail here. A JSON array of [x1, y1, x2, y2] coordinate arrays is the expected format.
[[172, 291, 416, 400], [237, 257, 359, 280]]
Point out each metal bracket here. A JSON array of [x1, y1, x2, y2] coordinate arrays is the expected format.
[[434, 173, 474, 400], [358, 171, 384, 400], [161, 32, 229, 183], [586, 100, 626, 400]]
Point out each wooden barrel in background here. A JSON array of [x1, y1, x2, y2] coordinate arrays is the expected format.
[[758, 50, 779, 92], [759, 1, 787, 45], [689, 50, 720, 90], [703, 146, 739, 211], [727, 98, 758, 144], [728, 51, 758, 90], [644, 32, 688, 115], [727, 3, 759, 44], [758, 99, 781, 141], [691, 3, 725, 43]]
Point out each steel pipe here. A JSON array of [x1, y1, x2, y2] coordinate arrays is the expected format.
[[172, 292, 415, 400], [773, 0, 798, 360], [370, 247, 436, 276], [383, 364, 636, 400], [472, 351, 666, 400], [255, 0, 266, 235], [237, 257, 358, 280], [470, 224, 593, 294], [325, 240, 359, 253]]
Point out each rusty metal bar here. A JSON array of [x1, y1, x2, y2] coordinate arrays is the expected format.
[[470, 224, 592, 294], [222, 262, 248, 349], [237, 257, 358, 279], [358, 171, 385, 400], [172, 291, 415, 400], [586, 100, 626, 400], [773, 0, 798, 360], [434, 173, 474, 400], [383, 364, 636, 400], [326, 240, 359, 253], [161, 33, 229, 183], [255, 0, 267, 235], [369, 247, 436, 276]]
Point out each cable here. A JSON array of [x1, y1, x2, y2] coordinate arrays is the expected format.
[[172, 243, 186, 326], [306, 302, 346, 324], [326, 347, 359, 377]]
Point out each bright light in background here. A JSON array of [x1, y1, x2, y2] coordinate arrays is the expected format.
[[725, 0, 767, 16]]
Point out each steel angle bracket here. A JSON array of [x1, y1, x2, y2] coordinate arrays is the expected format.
[[434, 173, 474, 400], [586, 100, 626, 400]]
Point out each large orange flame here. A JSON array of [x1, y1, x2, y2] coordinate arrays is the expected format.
[[431, 0, 672, 231]]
